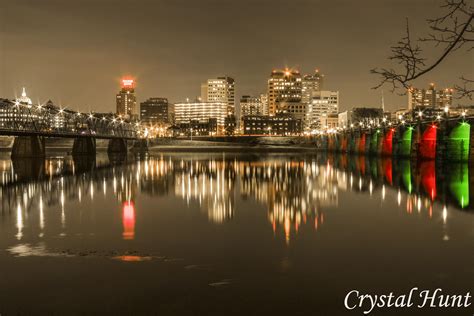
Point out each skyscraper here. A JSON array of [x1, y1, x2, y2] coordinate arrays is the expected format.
[[302, 69, 324, 104], [201, 77, 235, 115], [267, 69, 302, 116], [408, 84, 453, 110], [116, 78, 137, 120], [140, 97, 174, 125]]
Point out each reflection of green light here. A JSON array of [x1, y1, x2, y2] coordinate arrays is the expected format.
[[449, 164, 469, 208], [401, 160, 412, 193]]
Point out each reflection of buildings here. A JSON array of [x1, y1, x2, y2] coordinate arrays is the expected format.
[[238, 159, 339, 243], [1, 154, 471, 244], [174, 159, 236, 223]]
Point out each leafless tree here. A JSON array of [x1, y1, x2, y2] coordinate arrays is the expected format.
[[371, 0, 473, 98]]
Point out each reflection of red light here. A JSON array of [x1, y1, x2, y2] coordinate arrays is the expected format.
[[382, 129, 393, 156], [420, 161, 436, 200], [122, 201, 135, 240]]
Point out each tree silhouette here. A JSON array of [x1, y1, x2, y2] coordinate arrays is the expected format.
[[371, 0, 473, 99]]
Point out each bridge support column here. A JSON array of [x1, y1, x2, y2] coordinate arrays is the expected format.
[[108, 138, 128, 153], [72, 137, 96, 156], [11, 136, 45, 159]]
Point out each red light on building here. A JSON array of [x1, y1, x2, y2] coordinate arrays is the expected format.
[[121, 78, 135, 88]]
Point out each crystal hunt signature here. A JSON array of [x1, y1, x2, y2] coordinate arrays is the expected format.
[[344, 288, 472, 315]]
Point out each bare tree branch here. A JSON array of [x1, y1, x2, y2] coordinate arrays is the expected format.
[[455, 76, 474, 99], [371, 0, 474, 98]]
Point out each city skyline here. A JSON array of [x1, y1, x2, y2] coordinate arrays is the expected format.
[[1, 0, 472, 113]]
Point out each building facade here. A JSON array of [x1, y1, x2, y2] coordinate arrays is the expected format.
[[309, 91, 339, 129], [242, 114, 303, 136], [176, 118, 218, 136], [140, 97, 174, 125], [260, 93, 269, 116], [174, 101, 228, 128], [320, 113, 339, 130], [267, 69, 302, 116], [116, 79, 137, 120], [302, 69, 324, 104], [408, 84, 453, 110], [240, 95, 263, 118], [201, 77, 235, 116]]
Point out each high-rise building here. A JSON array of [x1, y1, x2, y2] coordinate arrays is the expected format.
[[174, 101, 228, 128], [240, 95, 263, 118], [116, 78, 137, 120], [201, 77, 235, 115], [302, 69, 324, 104], [309, 91, 339, 129], [408, 84, 453, 110], [267, 69, 302, 116], [140, 97, 174, 125], [260, 93, 269, 116]]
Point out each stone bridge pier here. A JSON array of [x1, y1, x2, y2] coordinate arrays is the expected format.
[[11, 136, 45, 159]]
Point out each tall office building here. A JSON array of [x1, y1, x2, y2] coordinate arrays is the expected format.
[[201, 77, 235, 115], [309, 91, 339, 129], [408, 83, 453, 110], [140, 97, 174, 125], [302, 69, 324, 104], [267, 69, 302, 116], [240, 95, 263, 117], [116, 78, 137, 119]]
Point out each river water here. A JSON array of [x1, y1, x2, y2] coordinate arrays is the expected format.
[[0, 152, 472, 315]]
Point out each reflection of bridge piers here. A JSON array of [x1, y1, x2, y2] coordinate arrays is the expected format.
[[11, 136, 45, 159]]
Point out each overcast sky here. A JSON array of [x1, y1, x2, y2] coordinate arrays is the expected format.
[[0, 0, 472, 113]]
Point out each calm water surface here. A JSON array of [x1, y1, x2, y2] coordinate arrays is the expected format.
[[0, 152, 472, 315]]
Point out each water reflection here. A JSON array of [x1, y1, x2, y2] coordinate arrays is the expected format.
[[0, 153, 472, 244]]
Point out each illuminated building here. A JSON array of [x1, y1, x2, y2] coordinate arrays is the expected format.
[[309, 91, 339, 129], [116, 78, 137, 120], [140, 97, 174, 125], [267, 69, 302, 116], [408, 84, 453, 110], [174, 101, 228, 129], [177, 118, 218, 136], [242, 114, 303, 135], [17, 87, 32, 105], [320, 113, 339, 130], [302, 69, 324, 104], [201, 76, 235, 116], [260, 93, 269, 115], [240, 95, 263, 118]]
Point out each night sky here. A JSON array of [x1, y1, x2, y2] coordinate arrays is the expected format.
[[1, 0, 471, 113]]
